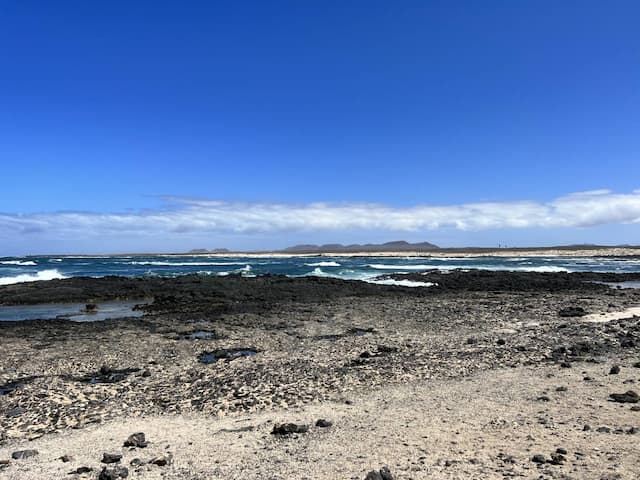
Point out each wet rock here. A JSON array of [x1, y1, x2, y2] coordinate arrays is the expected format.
[[123, 432, 148, 448], [609, 365, 621, 375], [609, 390, 639, 403], [271, 423, 309, 435], [0, 381, 22, 396], [558, 306, 587, 317], [101, 453, 123, 464], [6, 407, 26, 417], [315, 419, 333, 428], [531, 454, 546, 464], [11, 449, 38, 460], [98, 466, 129, 479], [364, 466, 394, 480], [83, 303, 98, 313]]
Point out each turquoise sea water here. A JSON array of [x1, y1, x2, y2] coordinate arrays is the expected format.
[[2, 254, 640, 286]]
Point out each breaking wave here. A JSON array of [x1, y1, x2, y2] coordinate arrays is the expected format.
[[368, 264, 436, 270], [128, 261, 246, 266], [305, 261, 341, 267], [0, 269, 67, 285], [0, 260, 37, 266]]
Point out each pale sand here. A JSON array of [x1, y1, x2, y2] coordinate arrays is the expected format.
[[582, 307, 640, 323], [2, 358, 638, 479]]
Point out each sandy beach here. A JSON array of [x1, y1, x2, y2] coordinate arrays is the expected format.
[[1, 272, 640, 479]]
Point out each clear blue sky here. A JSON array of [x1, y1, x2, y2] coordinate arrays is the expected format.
[[1, 1, 639, 254]]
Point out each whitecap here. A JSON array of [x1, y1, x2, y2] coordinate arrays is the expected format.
[[0, 260, 37, 266], [0, 269, 66, 285], [128, 261, 247, 266], [305, 261, 341, 267], [368, 264, 437, 270]]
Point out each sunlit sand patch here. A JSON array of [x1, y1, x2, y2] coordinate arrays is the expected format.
[[581, 306, 640, 323]]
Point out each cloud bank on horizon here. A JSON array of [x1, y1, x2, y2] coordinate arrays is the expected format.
[[1, 190, 640, 244]]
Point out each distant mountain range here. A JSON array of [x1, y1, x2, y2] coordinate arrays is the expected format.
[[281, 241, 440, 253]]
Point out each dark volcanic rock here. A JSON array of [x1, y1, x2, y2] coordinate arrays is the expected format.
[[558, 306, 588, 317], [531, 454, 546, 464], [99, 466, 129, 479], [101, 452, 123, 464], [11, 449, 38, 460], [198, 348, 258, 363], [71, 466, 93, 474], [271, 423, 309, 435], [150, 454, 172, 466], [123, 432, 148, 448], [315, 419, 333, 428], [364, 466, 394, 480], [78, 366, 141, 384], [610, 365, 621, 375], [609, 391, 639, 403]]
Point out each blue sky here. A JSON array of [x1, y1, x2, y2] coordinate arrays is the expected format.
[[1, 1, 639, 254]]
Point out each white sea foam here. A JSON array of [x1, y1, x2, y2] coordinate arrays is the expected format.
[[0, 269, 67, 285], [128, 261, 246, 267], [50, 258, 63, 262], [510, 266, 569, 273], [305, 261, 341, 267], [239, 265, 252, 273], [310, 267, 330, 277], [368, 264, 437, 270], [0, 260, 37, 266]]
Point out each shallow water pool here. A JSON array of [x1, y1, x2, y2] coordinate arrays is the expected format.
[[0, 300, 148, 322]]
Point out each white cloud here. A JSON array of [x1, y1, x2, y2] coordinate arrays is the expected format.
[[1, 190, 640, 240]]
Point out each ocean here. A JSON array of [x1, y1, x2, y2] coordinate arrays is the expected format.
[[2, 254, 640, 287]]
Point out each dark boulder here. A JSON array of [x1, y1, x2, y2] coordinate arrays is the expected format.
[[98, 466, 129, 479], [271, 423, 309, 435], [609, 391, 639, 403], [101, 453, 123, 464], [124, 432, 148, 448], [558, 307, 587, 317]]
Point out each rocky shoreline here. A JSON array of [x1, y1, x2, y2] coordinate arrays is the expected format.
[[1, 272, 640, 479]]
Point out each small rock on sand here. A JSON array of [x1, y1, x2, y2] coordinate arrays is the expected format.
[[271, 423, 309, 435], [123, 432, 148, 448], [98, 465, 129, 479], [609, 390, 639, 403], [102, 452, 123, 464], [11, 450, 38, 460], [364, 466, 394, 480]]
